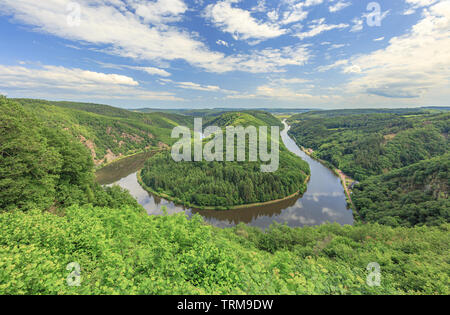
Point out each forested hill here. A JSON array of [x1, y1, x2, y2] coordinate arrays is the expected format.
[[1, 96, 449, 294], [13, 98, 193, 166], [204, 111, 282, 128], [287, 111, 449, 181], [0, 96, 143, 212], [140, 111, 310, 209], [287, 109, 449, 227], [353, 153, 449, 227]]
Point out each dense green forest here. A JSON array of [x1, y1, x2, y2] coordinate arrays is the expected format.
[[13, 99, 193, 166], [353, 154, 449, 227], [1, 97, 448, 295], [288, 110, 449, 227], [140, 112, 310, 209], [288, 111, 449, 180], [1, 206, 448, 294], [141, 151, 309, 209], [0, 97, 143, 212]]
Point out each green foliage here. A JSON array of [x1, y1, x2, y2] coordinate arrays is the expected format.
[[0, 98, 61, 211], [288, 110, 449, 227], [1, 98, 448, 295], [205, 111, 283, 129], [0, 206, 448, 294], [288, 112, 449, 180], [141, 151, 309, 208], [353, 154, 449, 227], [141, 112, 309, 208], [13, 98, 193, 165], [0, 98, 141, 212]]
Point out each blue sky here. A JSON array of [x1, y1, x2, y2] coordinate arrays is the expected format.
[[0, 0, 449, 109]]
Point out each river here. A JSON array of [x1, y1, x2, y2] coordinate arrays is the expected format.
[[95, 121, 354, 229]]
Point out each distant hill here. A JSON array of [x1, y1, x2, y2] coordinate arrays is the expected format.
[[204, 111, 283, 128], [421, 106, 450, 111], [133, 108, 314, 116], [288, 108, 436, 120]]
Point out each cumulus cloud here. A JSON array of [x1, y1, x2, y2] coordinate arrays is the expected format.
[[204, 0, 287, 41], [131, 0, 187, 24], [322, 1, 450, 99], [0, 64, 181, 100], [0, 0, 312, 74]]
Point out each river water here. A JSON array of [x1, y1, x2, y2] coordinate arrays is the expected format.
[[96, 121, 354, 229]]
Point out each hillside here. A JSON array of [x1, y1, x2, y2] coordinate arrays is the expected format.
[[204, 111, 283, 128], [13, 99, 193, 166], [288, 111, 449, 181], [140, 111, 310, 209], [1, 96, 449, 295], [0, 96, 144, 212], [1, 205, 448, 294], [353, 154, 449, 227]]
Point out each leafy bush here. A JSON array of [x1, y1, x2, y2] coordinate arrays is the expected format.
[[0, 206, 448, 294]]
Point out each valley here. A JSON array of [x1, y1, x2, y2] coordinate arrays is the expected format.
[[0, 96, 448, 295], [95, 120, 353, 229]]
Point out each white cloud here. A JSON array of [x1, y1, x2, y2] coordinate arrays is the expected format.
[[0, 64, 181, 100], [226, 75, 315, 101], [404, 0, 439, 15], [341, 1, 450, 99], [329, 43, 347, 50], [350, 17, 364, 32], [329, 1, 351, 13], [273, 77, 310, 84], [351, 7, 390, 32], [131, 0, 187, 24], [274, 0, 325, 25], [295, 18, 349, 39], [204, 0, 287, 41], [226, 85, 314, 100], [229, 45, 311, 73], [216, 39, 229, 47], [95, 61, 171, 77], [0, 0, 312, 74], [133, 66, 171, 77], [317, 59, 349, 72], [281, 2, 309, 25], [159, 78, 236, 94]]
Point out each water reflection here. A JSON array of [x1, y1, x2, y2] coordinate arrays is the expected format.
[[95, 122, 354, 229]]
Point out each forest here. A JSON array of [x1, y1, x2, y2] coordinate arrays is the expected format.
[[140, 112, 310, 209], [0, 97, 448, 295], [352, 154, 449, 227], [288, 109, 449, 227], [0, 97, 143, 212], [288, 110, 449, 181], [140, 151, 309, 209], [13, 98, 193, 166]]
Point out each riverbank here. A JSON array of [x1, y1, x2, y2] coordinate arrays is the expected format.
[[286, 130, 357, 210], [137, 170, 310, 211], [96, 121, 353, 228], [94, 147, 170, 170]]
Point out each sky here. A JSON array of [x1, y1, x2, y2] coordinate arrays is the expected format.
[[0, 0, 449, 109]]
